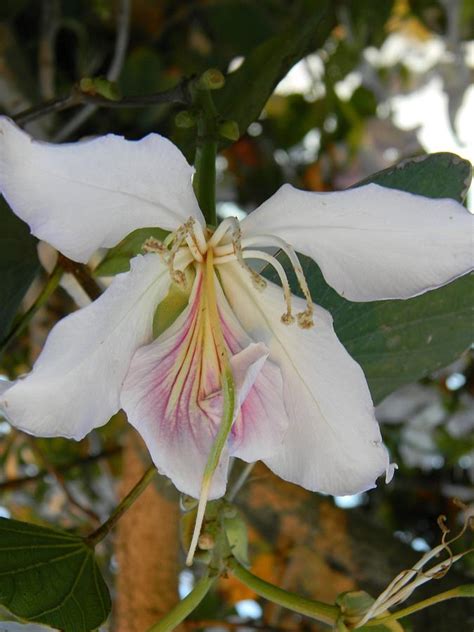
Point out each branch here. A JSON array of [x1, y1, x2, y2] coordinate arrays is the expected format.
[[12, 81, 193, 127], [0, 446, 121, 492], [87, 465, 157, 546], [53, 0, 132, 141]]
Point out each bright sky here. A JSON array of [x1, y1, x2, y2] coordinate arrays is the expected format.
[[274, 33, 474, 207]]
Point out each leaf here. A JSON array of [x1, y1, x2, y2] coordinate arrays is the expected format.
[[304, 262, 473, 404], [356, 152, 472, 202], [0, 200, 40, 342], [264, 153, 474, 404], [0, 518, 111, 632], [93, 226, 168, 276], [214, 0, 336, 136]]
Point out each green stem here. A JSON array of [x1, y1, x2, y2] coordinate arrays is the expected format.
[[228, 558, 339, 626], [0, 263, 63, 355], [86, 465, 157, 546], [193, 89, 219, 226], [147, 574, 216, 632], [360, 584, 474, 627]]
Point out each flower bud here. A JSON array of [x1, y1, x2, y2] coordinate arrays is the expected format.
[[175, 110, 197, 129], [219, 120, 240, 141], [198, 69, 225, 91], [198, 532, 215, 551]]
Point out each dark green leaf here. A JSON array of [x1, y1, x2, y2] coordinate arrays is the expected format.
[[0, 518, 111, 632], [0, 200, 40, 341], [265, 152, 473, 403], [304, 261, 473, 403], [94, 226, 168, 276], [215, 0, 336, 136], [356, 152, 472, 203]]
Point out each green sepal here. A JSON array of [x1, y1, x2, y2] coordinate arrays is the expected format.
[[152, 271, 193, 338], [223, 506, 250, 567], [93, 226, 168, 276], [335, 591, 404, 631]]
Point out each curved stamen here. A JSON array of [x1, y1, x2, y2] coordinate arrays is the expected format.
[[208, 217, 236, 248], [242, 234, 314, 328], [192, 221, 209, 255], [242, 250, 294, 324]]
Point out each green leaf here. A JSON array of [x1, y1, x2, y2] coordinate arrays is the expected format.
[[265, 153, 473, 404], [94, 226, 168, 276], [356, 152, 472, 202], [215, 0, 336, 136], [303, 262, 473, 404], [0, 200, 40, 342], [0, 518, 111, 631]]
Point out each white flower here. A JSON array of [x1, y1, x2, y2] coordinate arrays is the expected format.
[[0, 116, 472, 503]]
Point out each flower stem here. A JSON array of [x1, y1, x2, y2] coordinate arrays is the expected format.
[[86, 465, 157, 546], [146, 574, 216, 632], [0, 263, 63, 356], [358, 584, 474, 628], [193, 89, 219, 226], [227, 558, 339, 626]]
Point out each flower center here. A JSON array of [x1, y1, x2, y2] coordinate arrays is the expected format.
[[143, 216, 315, 329]]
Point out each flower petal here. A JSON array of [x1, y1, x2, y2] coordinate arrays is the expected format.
[[241, 183, 474, 301], [219, 262, 392, 496], [0, 117, 204, 262], [0, 254, 169, 439], [121, 270, 288, 498]]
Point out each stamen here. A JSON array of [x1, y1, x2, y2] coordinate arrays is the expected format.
[[142, 237, 167, 255], [208, 217, 236, 248], [241, 250, 295, 324], [242, 234, 315, 328], [227, 219, 267, 291]]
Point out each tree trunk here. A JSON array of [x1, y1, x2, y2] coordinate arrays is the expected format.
[[114, 430, 183, 631]]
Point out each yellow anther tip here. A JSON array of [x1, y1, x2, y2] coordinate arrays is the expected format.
[[281, 313, 295, 325], [297, 311, 314, 329]]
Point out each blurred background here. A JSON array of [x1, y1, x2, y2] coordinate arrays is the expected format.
[[0, 1, 472, 630]]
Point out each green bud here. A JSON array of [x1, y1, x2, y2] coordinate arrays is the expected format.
[[198, 532, 215, 551], [79, 77, 95, 93], [198, 68, 225, 91], [79, 77, 121, 100], [219, 120, 240, 141], [175, 110, 197, 128]]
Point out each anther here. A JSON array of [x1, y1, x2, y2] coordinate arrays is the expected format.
[[142, 237, 167, 254], [241, 234, 315, 328], [297, 308, 314, 329]]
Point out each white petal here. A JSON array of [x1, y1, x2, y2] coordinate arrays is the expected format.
[[0, 117, 204, 262], [219, 262, 392, 496], [121, 270, 288, 498], [0, 254, 169, 439], [241, 182, 474, 301]]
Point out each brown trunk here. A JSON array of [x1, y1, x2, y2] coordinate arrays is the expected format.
[[114, 430, 184, 631]]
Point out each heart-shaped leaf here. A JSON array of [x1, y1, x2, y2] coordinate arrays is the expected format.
[[0, 518, 111, 632]]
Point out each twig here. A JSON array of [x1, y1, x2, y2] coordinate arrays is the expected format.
[[13, 82, 193, 126], [0, 446, 121, 492], [57, 254, 103, 301], [24, 434, 101, 523], [39, 0, 60, 100], [87, 465, 157, 545], [53, 0, 131, 141], [0, 264, 63, 356]]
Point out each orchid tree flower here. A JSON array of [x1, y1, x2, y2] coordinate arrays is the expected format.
[[0, 116, 472, 546]]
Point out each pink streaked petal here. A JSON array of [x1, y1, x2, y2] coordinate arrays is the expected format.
[[121, 271, 289, 499], [121, 271, 228, 498], [215, 282, 289, 463]]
